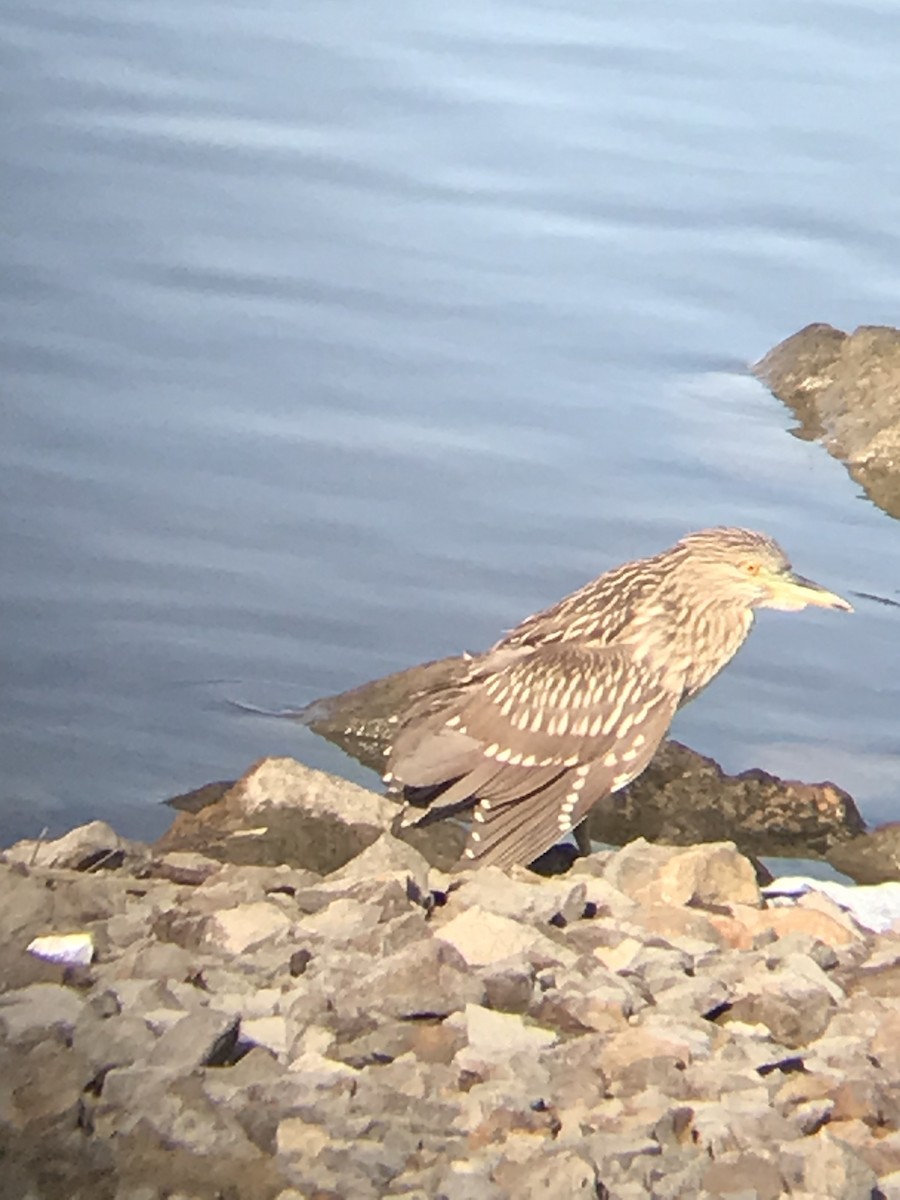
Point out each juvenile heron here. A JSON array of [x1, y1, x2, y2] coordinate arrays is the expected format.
[[385, 528, 851, 870]]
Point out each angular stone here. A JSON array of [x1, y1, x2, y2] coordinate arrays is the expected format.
[[332, 1020, 418, 1069], [748, 902, 864, 950], [0, 863, 57, 944], [276, 1115, 330, 1158], [203, 901, 292, 954], [242, 1016, 289, 1058], [407, 1022, 465, 1065], [147, 1010, 240, 1070], [651, 971, 731, 1018], [296, 897, 381, 940], [690, 1091, 796, 1156], [721, 961, 838, 1049], [355, 937, 483, 1019], [581, 1129, 662, 1174], [0, 982, 84, 1042], [787, 1129, 878, 1199], [870, 1008, 900, 1074], [601, 1025, 694, 1082], [702, 1151, 786, 1200], [624, 903, 726, 951], [431, 1167, 505, 1200], [610, 1054, 689, 1099], [538, 1034, 610, 1109], [116, 937, 199, 980], [5, 820, 147, 872], [435, 906, 576, 968], [492, 1150, 599, 1199], [451, 868, 587, 926], [455, 1003, 557, 1068], [725, 990, 833, 1049], [4, 1038, 89, 1125], [156, 757, 396, 873], [567, 868, 638, 919], [481, 962, 535, 1013], [534, 973, 639, 1034], [73, 1012, 158, 1073], [764, 930, 840, 971], [330, 833, 431, 894], [146, 850, 224, 885], [796, 889, 861, 933], [591, 935, 645, 972], [605, 839, 760, 908]]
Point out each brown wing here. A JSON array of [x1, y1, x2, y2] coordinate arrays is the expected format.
[[387, 642, 681, 869]]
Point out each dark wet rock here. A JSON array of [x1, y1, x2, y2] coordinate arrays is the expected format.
[[828, 821, 900, 884], [752, 321, 848, 409], [593, 740, 865, 858], [754, 321, 900, 519], [155, 756, 397, 873], [393, 816, 470, 873], [164, 779, 234, 813], [301, 659, 866, 862], [302, 654, 472, 774]]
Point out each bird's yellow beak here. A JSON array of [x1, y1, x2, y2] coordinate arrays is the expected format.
[[764, 569, 854, 613]]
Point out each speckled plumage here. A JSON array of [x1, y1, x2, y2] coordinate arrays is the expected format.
[[385, 527, 850, 870]]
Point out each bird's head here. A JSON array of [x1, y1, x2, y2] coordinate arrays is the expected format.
[[676, 527, 853, 613]]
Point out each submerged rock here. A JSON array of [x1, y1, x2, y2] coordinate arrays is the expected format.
[[753, 322, 900, 520]]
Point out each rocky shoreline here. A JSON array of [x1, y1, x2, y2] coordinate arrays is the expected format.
[[3, 759, 900, 1199]]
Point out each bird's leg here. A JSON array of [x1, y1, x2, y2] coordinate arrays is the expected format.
[[573, 820, 593, 859]]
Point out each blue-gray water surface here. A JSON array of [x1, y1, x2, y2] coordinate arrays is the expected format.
[[3, 0, 899, 845]]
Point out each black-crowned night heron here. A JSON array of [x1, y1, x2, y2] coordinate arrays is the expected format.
[[385, 528, 851, 870]]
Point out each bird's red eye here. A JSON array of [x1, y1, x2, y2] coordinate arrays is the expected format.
[[743, 561, 762, 576]]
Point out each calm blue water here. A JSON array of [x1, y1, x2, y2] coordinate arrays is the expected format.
[[3, 0, 899, 843]]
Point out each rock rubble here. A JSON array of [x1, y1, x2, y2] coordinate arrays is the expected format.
[[3, 790, 900, 1199]]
